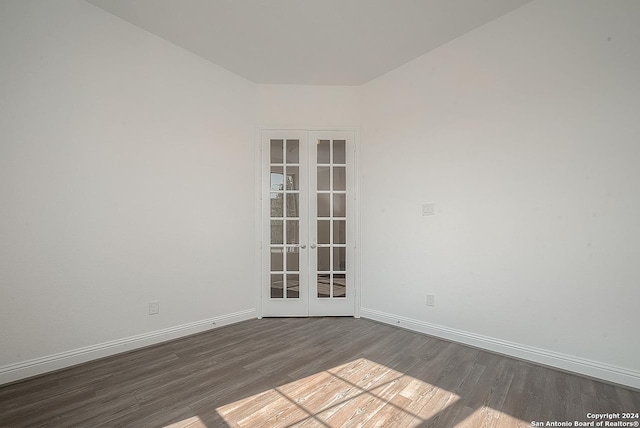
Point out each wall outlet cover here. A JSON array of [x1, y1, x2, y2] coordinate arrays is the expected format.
[[426, 294, 435, 307], [149, 300, 159, 315]]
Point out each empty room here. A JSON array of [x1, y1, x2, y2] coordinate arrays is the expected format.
[[1, 0, 639, 426]]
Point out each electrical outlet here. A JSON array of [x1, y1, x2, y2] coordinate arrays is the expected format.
[[149, 300, 159, 315], [426, 294, 435, 307]]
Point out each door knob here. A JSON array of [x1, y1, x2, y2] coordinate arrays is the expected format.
[[300, 244, 307, 249], [310, 244, 317, 249]]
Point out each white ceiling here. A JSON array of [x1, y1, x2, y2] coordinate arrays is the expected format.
[[85, 0, 533, 85]]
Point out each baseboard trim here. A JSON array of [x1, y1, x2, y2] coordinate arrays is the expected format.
[[0, 309, 256, 386], [360, 307, 640, 390]]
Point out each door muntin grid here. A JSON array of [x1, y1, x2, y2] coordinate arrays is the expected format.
[[269, 139, 301, 299], [316, 139, 347, 299]]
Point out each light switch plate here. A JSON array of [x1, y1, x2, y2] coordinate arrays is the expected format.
[[422, 203, 435, 216]]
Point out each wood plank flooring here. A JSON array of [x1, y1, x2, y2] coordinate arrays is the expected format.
[[0, 317, 638, 427]]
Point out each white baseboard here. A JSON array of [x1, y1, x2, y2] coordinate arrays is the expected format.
[[360, 307, 640, 390], [0, 309, 256, 386]]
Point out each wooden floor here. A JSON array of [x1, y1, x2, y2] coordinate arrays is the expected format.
[[1, 318, 638, 427]]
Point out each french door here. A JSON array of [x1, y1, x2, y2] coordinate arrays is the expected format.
[[261, 130, 355, 317]]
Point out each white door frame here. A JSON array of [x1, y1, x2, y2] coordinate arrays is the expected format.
[[255, 127, 361, 318]]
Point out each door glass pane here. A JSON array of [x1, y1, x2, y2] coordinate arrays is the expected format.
[[286, 140, 299, 163], [286, 220, 299, 244], [318, 274, 330, 298], [286, 247, 299, 271], [270, 247, 283, 271], [270, 140, 283, 163], [271, 166, 283, 191], [317, 220, 330, 245], [286, 274, 299, 298], [286, 166, 299, 190], [271, 274, 283, 298], [317, 247, 330, 271], [317, 194, 330, 217], [317, 140, 330, 164], [270, 193, 283, 217], [333, 194, 346, 217], [286, 194, 299, 217], [333, 247, 346, 271], [333, 220, 346, 244], [270, 220, 283, 244], [333, 274, 346, 297], [333, 140, 346, 164], [333, 167, 345, 191], [317, 166, 330, 191]]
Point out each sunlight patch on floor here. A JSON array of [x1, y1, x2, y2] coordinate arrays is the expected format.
[[213, 357, 461, 427], [164, 415, 208, 428], [454, 405, 530, 427]]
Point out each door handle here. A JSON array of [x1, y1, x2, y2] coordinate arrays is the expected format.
[[300, 244, 307, 249], [310, 244, 317, 249]]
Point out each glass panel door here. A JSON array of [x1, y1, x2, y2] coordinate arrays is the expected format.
[[262, 131, 308, 316], [262, 130, 355, 317], [308, 131, 355, 316]]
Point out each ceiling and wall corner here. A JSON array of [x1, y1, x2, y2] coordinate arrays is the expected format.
[[84, 0, 533, 85]]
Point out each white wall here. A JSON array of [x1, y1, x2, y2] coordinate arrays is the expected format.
[[360, 0, 640, 378], [0, 0, 256, 381], [257, 84, 360, 129]]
